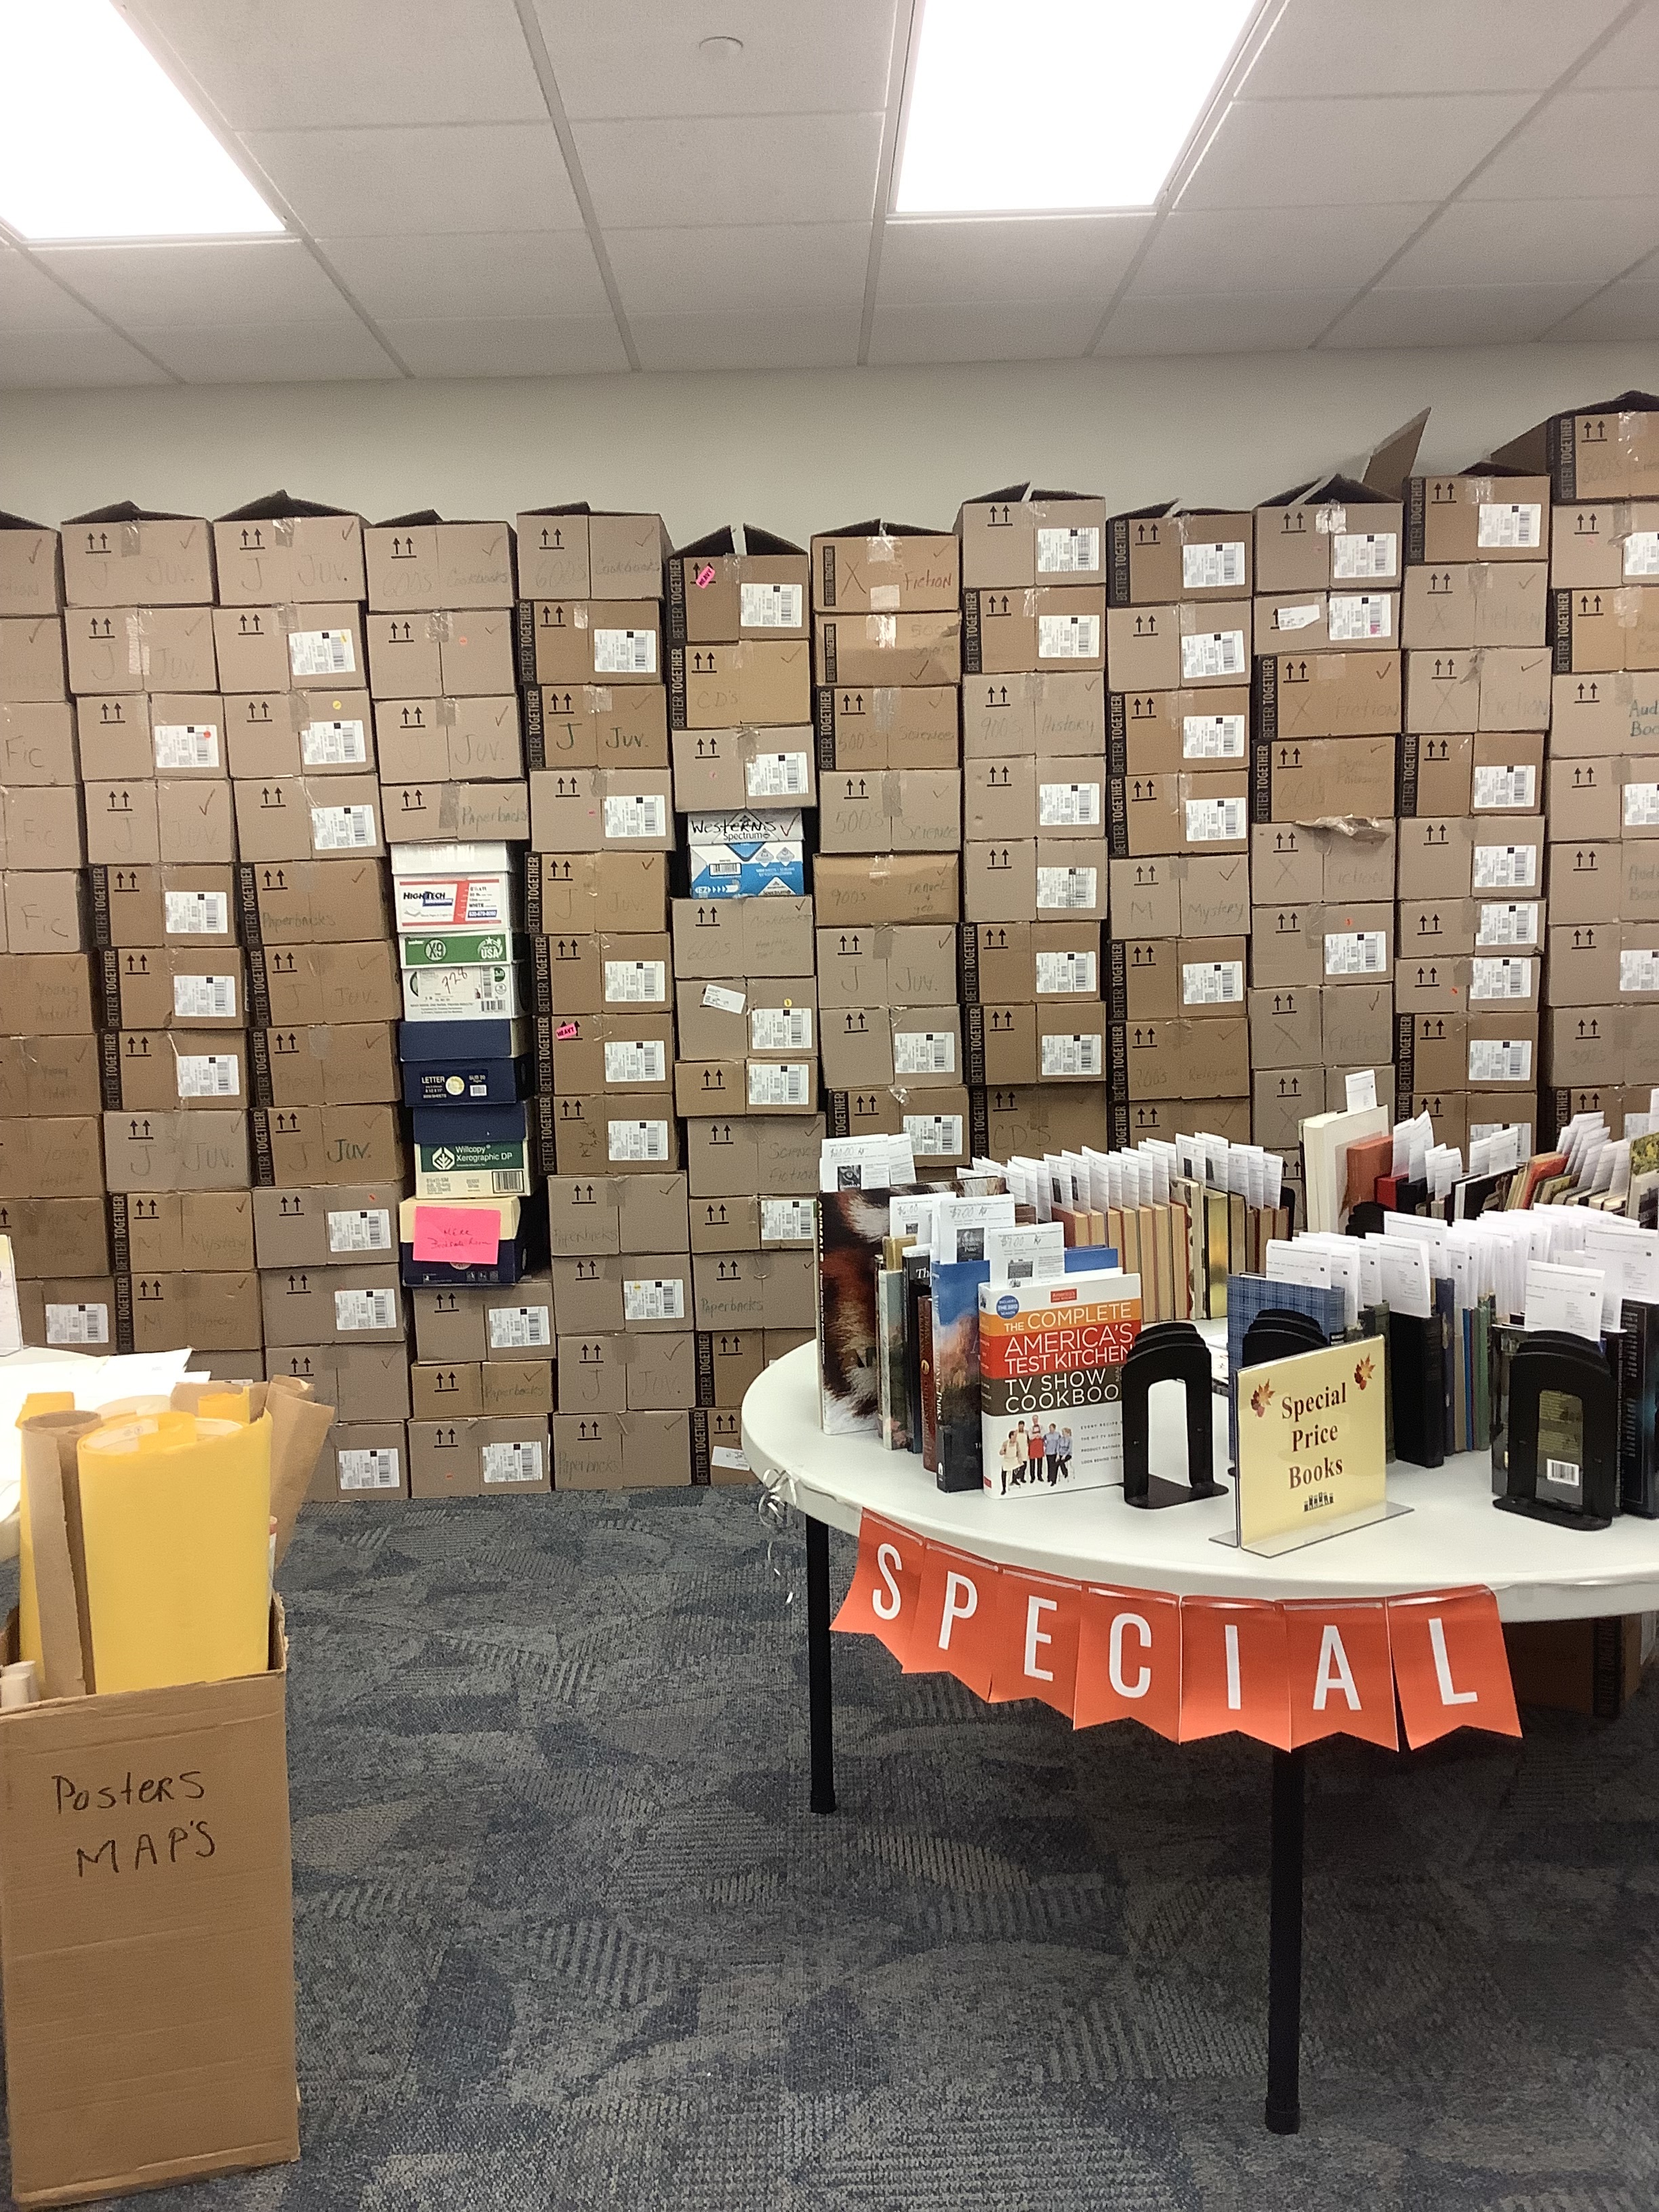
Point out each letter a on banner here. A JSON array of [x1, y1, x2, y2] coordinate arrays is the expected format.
[[910, 1541, 1000, 1699], [1178, 1596, 1292, 1748], [1283, 1600, 1397, 1749], [832, 1512, 923, 1665], [1386, 1586, 1520, 1748], [989, 1568, 1080, 1714], [1073, 1584, 1181, 1738]]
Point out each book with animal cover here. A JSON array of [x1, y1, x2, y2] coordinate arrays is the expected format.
[[978, 1269, 1142, 1497], [816, 1183, 932, 1435]]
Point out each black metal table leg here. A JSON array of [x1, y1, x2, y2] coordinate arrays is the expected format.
[[1265, 1744, 1305, 2134], [805, 1513, 836, 1815]]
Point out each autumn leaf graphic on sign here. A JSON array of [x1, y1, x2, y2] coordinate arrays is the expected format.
[[1250, 1380, 1274, 1418], [1354, 1354, 1375, 1391]]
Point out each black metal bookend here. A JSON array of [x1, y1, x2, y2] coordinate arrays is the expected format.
[[1122, 1322, 1227, 1509], [1493, 1330, 1618, 1532]]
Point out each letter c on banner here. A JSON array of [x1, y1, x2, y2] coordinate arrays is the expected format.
[[911, 1541, 1000, 1698], [1073, 1584, 1181, 1738], [1386, 1587, 1519, 1748], [1109, 1612, 1151, 1700], [831, 1512, 922, 1665]]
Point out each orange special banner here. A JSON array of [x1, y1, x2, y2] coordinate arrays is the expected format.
[[833, 1512, 1521, 1751]]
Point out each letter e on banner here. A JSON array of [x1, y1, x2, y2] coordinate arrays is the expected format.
[[989, 1569, 1080, 1714], [832, 1512, 922, 1665], [1284, 1600, 1397, 1749], [1387, 1586, 1520, 1748], [1073, 1584, 1181, 1738], [1178, 1596, 1291, 1748], [909, 1541, 1000, 1700]]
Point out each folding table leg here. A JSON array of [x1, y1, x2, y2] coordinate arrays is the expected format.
[[1265, 1744, 1305, 2133], [805, 1514, 836, 1816]]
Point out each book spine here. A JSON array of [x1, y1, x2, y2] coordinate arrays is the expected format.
[[918, 1296, 938, 1473]]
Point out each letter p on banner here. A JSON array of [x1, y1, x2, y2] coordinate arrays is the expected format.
[[1178, 1596, 1291, 1749], [909, 1541, 1000, 1700], [1386, 1586, 1520, 1748], [1073, 1584, 1181, 1738], [1284, 1599, 1397, 1750], [832, 1512, 923, 1665]]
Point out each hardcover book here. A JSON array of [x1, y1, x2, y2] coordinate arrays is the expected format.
[[977, 1269, 1141, 1497]]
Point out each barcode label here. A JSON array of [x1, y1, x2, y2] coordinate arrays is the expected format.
[[1620, 949, 1659, 993], [594, 628, 657, 675], [605, 959, 666, 1003], [1473, 763, 1536, 810], [747, 1060, 812, 1107], [1477, 901, 1538, 947], [288, 628, 356, 678], [335, 1286, 396, 1331], [701, 983, 746, 1015], [1624, 530, 1659, 578], [740, 582, 802, 629], [488, 1306, 551, 1349], [1036, 865, 1097, 909], [301, 718, 367, 766], [604, 1039, 667, 1084], [172, 972, 237, 1019], [1182, 541, 1246, 590], [603, 793, 666, 839], [1038, 779, 1101, 827], [894, 1029, 955, 1075], [1468, 1038, 1532, 1082], [1328, 593, 1391, 641], [1473, 843, 1538, 889], [1183, 714, 1245, 758], [492, 1170, 525, 1194], [165, 890, 228, 935], [1625, 782, 1659, 827], [328, 1208, 392, 1253], [1036, 949, 1096, 994], [1037, 526, 1100, 573], [609, 1118, 670, 1162], [1325, 931, 1387, 976], [1332, 531, 1397, 579], [176, 1052, 239, 1098], [624, 1276, 685, 1321], [1477, 502, 1542, 549], [1183, 960, 1243, 1004], [1185, 796, 1247, 842], [483, 1441, 544, 1486], [1038, 613, 1100, 660], [1545, 1456, 1582, 1492], [339, 1448, 401, 1492], [905, 1112, 962, 1157], [761, 1197, 815, 1242], [1181, 629, 1247, 680], [311, 803, 375, 850], [746, 751, 810, 797], [45, 1302, 108, 1346], [1041, 1033, 1103, 1077], [152, 722, 219, 769], [1471, 957, 1533, 1000], [750, 1005, 813, 1050]]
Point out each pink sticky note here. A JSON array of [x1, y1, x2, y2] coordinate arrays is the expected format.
[[412, 1205, 499, 1265]]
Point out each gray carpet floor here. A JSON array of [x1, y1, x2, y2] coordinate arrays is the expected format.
[[32, 1490, 1659, 2210]]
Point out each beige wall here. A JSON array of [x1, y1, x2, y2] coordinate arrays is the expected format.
[[3, 340, 1656, 547]]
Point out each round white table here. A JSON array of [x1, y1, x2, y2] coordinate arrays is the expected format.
[[741, 1337, 1659, 2135]]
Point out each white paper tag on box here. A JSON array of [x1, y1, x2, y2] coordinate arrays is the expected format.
[[1038, 779, 1101, 827], [1471, 956, 1532, 1000], [1624, 530, 1659, 578], [46, 1301, 108, 1345], [894, 1029, 955, 1076], [605, 960, 666, 1004], [1468, 1037, 1532, 1082], [152, 722, 219, 769], [604, 1039, 666, 1084], [1183, 714, 1246, 759], [1037, 526, 1099, 574], [1040, 1032, 1103, 1077], [301, 718, 367, 766], [761, 1197, 815, 1242], [328, 1207, 392, 1253], [1621, 949, 1659, 993], [609, 1118, 670, 1162], [335, 1285, 396, 1332], [1036, 949, 1096, 994], [483, 1440, 544, 1486], [172, 972, 237, 1019], [904, 1113, 962, 1158], [1036, 865, 1097, 909], [1477, 502, 1542, 550], [1275, 602, 1323, 632], [746, 751, 810, 798], [1183, 960, 1243, 1004], [711, 1443, 751, 1473], [594, 628, 657, 675], [339, 1448, 401, 1492], [747, 1061, 812, 1107], [1038, 613, 1100, 660], [623, 1276, 685, 1322], [311, 803, 375, 851], [1324, 930, 1387, 977], [1181, 629, 1247, 681], [175, 1052, 240, 1098], [1332, 532, 1397, 580], [1473, 842, 1537, 889], [603, 792, 666, 839], [1185, 796, 1246, 843], [740, 582, 802, 629], [1473, 763, 1535, 810], [164, 890, 228, 935], [1182, 541, 1246, 590], [288, 628, 356, 678], [1328, 593, 1391, 641], [701, 983, 745, 1015], [1477, 901, 1538, 947], [750, 1005, 813, 1050], [488, 1305, 551, 1350]]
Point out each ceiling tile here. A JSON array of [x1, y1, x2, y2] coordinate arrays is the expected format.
[[876, 217, 1151, 307], [1094, 292, 1354, 356], [1462, 92, 1659, 199], [1576, 7, 1659, 87], [867, 301, 1102, 367], [1134, 203, 1433, 298], [1381, 198, 1659, 288], [320, 232, 610, 321], [0, 325, 172, 388], [373, 316, 629, 377], [573, 113, 883, 228], [632, 308, 860, 371], [1549, 279, 1659, 341], [138, 0, 547, 127], [241, 125, 583, 237], [0, 247, 114, 333], [537, 0, 898, 119], [33, 240, 359, 327], [1181, 94, 1536, 209], [125, 319, 396, 382], [1320, 283, 1601, 349], [1240, 0, 1626, 96], [608, 226, 869, 317]]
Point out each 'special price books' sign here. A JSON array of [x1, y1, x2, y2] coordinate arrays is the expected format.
[[1235, 1334, 1388, 1555]]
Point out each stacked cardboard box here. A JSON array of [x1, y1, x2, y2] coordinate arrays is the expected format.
[[1397, 467, 1551, 1156], [1105, 502, 1252, 1145], [955, 489, 1113, 1157], [0, 512, 108, 1345], [1248, 474, 1402, 1155]]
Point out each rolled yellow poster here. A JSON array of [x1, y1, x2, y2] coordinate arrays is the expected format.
[[16, 1408, 99, 1697], [76, 1409, 272, 1694]]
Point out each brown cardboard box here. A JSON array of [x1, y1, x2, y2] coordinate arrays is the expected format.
[[365, 518, 514, 612], [1248, 822, 1396, 907], [962, 918, 1099, 1004], [101, 1107, 251, 1192], [373, 695, 523, 783], [60, 508, 215, 606], [1402, 562, 1547, 648], [1548, 842, 1620, 925], [811, 615, 959, 692], [1250, 734, 1395, 823], [962, 669, 1105, 758], [671, 534, 808, 641], [0, 516, 62, 615], [516, 507, 668, 600], [962, 839, 1035, 923], [672, 895, 815, 979], [976, 1084, 1111, 1157], [671, 724, 815, 811], [548, 1010, 674, 1094], [1105, 937, 1181, 1022], [0, 1033, 102, 1118], [65, 606, 217, 696], [126, 1269, 262, 1352], [258, 941, 399, 1027], [529, 767, 674, 853], [267, 1343, 409, 1422], [553, 1334, 627, 1413], [958, 489, 1107, 590], [525, 851, 666, 935], [0, 786, 83, 872], [251, 1184, 401, 1270], [516, 600, 661, 688], [821, 1003, 959, 1090], [1622, 841, 1659, 922], [381, 780, 529, 844], [964, 586, 1105, 676], [824, 1085, 971, 1166], [1542, 1006, 1620, 1088], [687, 1195, 815, 1254], [961, 1002, 1037, 1085], [1495, 397, 1659, 502], [1252, 590, 1399, 655], [1150, 937, 1248, 1021], [312, 1422, 407, 1500], [411, 1361, 493, 1422], [1254, 488, 1403, 594], [233, 775, 384, 863], [211, 604, 366, 695], [482, 1359, 556, 1416], [1550, 671, 1659, 758], [1552, 583, 1659, 676], [815, 921, 956, 1010], [251, 1103, 403, 1187], [1107, 852, 1252, 939], [541, 1094, 680, 1178], [0, 1116, 106, 1198], [673, 640, 813, 728], [1252, 1065, 1320, 1149], [1544, 922, 1621, 1008], [533, 930, 672, 1017], [104, 1028, 249, 1113], [0, 616, 68, 703], [1255, 649, 1403, 741], [1406, 474, 1549, 564], [544, 1172, 688, 1256], [409, 1416, 551, 1497], [3, 871, 86, 953], [1394, 951, 1537, 1015], [1395, 816, 1476, 901], [816, 682, 958, 771], [367, 609, 518, 697], [552, 1411, 691, 1490], [1398, 730, 1545, 818], [1247, 985, 1323, 1068], [1321, 982, 1395, 1063], [0, 1194, 109, 1278], [260, 1265, 404, 1347], [411, 1277, 554, 1364], [695, 1326, 766, 1406], [818, 767, 960, 853], [1544, 755, 1619, 844], [812, 854, 958, 928], [116, 1188, 255, 1274], [212, 502, 365, 605], [1466, 1012, 1539, 1089], [682, 1113, 825, 1197], [1, 699, 75, 786], [253, 1022, 398, 1109], [672, 1058, 817, 1118], [691, 1248, 815, 1332], [1107, 686, 1249, 775], [1108, 770, 1249, 858], [1391, 1011, 1469, 1096], [1107, 506, 1253, 604], [964, 758, 1105, 841], [1033, 1001, 1109, 1082], [84, 693, 230, 780], [1248, 903, 1387, 990], [241, 857, 389, 945], [548, 1252, 691, 1335], [1107, 1015, 1248, 1102], [1105, 601, 1249, 691], [673, 975, 815, 1061], [1405, 647, 1551, 734], [812, 525, 958, 612], [100, 945, 245, 1030], [1549, 501, 1657, 590], [0, 952, 94, 1033], [17, 1277, 117, 1350]]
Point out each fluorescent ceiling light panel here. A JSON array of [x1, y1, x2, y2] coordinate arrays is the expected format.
[[0, 0, 283, 241], [895, 0, 1256, 215]]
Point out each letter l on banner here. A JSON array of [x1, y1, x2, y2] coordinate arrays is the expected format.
[[1386, 1587, 1520, 1748]]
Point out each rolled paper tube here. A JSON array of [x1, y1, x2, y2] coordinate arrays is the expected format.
[[18, 1410, 101, 1698], [1, 1661, 39, 1708], [265, 1378, 336, 1570]]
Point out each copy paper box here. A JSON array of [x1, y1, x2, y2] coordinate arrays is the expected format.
[[1, 699, 76, 786], [4, 872, 86, 954], [101, 945, 245, 1030], [815, 922, 956, 1010], [381, 779, 530, 844], [529, 767, 674, 853], [962, 669, 1106, 758], [962, 918, 1100, 1004], [253, 1023, 398, 1109], [673, 639, 813, 727], [670, 531, 809, 642], [239, 858, 388, 945], [1254, 651, 1401, 739], [60, 507, 216, 606], [251, 1104, 403, 1188], [817, 767, 961, 853], [0, 786, 83, 873], [1252, 590, 1398, 655], [516, 507, 669, 600], [1105, 601, 1250, 691], [682, 1113, 825, 1197], [0, 616, 68, 703], [812, 854, 958, 928], [1254, 489, 1403, 594], [963, 585, 1105, 675], [811, 525, 958, 613], [1107, 685, 1250, 776], [672, 894, 815, 979], [552, 1411, 691, 1491], [0, 1034, 102, 1118], [814, 682, 959, 771], [16, 1277, 116, 1351], [365, 518, 514, 611], [0, 1116, 107, 1198], [102, 1107, 252, 1192], [313, 1422, 407, 1501], [692, 1249, 815, 1332], [0, 514, 62, 615], [211, 603, 366, 694], [374, 695, 520, 783], [65, 606, 217, 696], [212, 501, 365, 605], [0, 952, 94, 1033], [233, 774, 384, 863], [1402, 562, 1547, 648], [1249, 734, 1395, 823], [0, 1195, 109, 1278], [811, 615, 959, 693], [258, 941, 400, 1027], [126, 1269, 262, 1352], [516, 599, 662, 687]]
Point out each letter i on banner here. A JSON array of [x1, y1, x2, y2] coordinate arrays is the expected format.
[[832, 1512, 924, 1665], [989, 1569, 1080, 1715], [1178, 1596, 1292, 1749], [1284, 1600, 1397, 1750], [1073, 1584, 1182, 1738], [1386, 1587, 1521, 1749], [909, 1542, 1000, 1699]]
